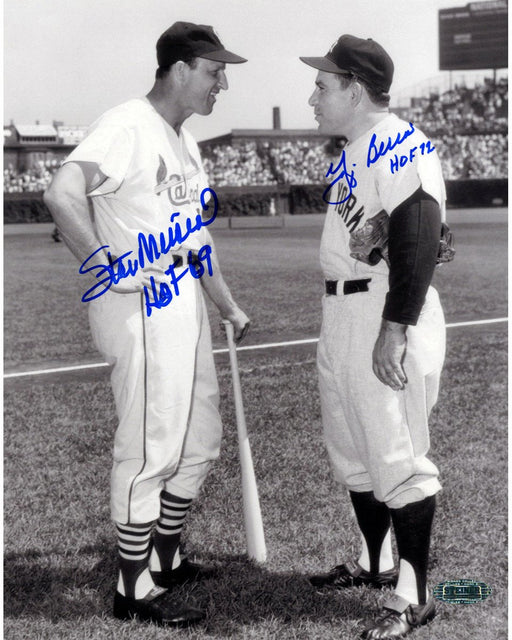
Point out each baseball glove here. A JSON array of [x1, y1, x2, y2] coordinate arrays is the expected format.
[[349, 209, 389, 266], [436, 223, 455, 264]]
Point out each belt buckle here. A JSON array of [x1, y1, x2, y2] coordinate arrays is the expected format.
[[325, 280, 338, 295], [171, 254, 183, 268]]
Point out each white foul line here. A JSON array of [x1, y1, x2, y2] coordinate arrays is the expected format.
[[4, 317, 508, 380], [445, 318, 508, 328], [4, 361, 112, 378]]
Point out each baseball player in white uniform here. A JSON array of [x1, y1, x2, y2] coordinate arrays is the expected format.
[[300, 35, 449, 639], [44, 22, 249, 628]]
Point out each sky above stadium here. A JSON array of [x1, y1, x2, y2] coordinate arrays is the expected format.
[[3, 0, 498, 141]]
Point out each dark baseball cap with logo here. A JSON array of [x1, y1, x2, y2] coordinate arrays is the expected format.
[[157, 21, 247, 66], [300, 34, 394, 93]]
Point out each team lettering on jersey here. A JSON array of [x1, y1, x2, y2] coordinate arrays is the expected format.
[[154, 155, 203, 206], [332, 181, 365, 233]]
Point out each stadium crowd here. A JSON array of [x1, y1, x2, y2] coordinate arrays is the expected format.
[[401, 77, 508, 137], [4, 161, 60, 193], [4, 79, 507, 192], [433, 133, 508, 180], [200, 141, 275, 186], [200, 138, 341, 186]]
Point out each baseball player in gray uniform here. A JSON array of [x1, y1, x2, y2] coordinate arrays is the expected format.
[[300, 35, 449, 638], [44, 22, 249, 627]]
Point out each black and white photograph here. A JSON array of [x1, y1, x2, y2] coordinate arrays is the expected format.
[[4, 0, 507, 638]]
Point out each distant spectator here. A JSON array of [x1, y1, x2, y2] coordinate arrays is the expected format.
[[400, 79, 508, 137]]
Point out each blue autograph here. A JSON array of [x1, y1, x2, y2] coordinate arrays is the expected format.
[[323, 122, 419, 202], [322, 150, 358, 205], [366, 121, 415, 167], [137, 187, 217, 270], [79, 187, 218, 311]]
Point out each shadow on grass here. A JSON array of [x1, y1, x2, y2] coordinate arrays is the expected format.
[[4, 543, 369, 633]]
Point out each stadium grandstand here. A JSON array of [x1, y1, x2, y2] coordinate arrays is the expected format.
[[4, 76, 507, 194]]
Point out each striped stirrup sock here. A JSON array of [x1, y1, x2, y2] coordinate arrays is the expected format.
[[116, 521, 154, 598], [149, 491, 193, 572]]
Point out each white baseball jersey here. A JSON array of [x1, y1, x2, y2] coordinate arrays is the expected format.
[[320, 113, 446, 282], [66, 97, 209, 264], [66, 98, 222, 524], [317, 113, 446, 508]]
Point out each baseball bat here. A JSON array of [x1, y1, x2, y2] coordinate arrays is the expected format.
[[223, 320, 267, 562]]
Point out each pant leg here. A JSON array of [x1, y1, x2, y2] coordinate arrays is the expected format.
[[88, 276, 200, 524], [318, 280, 443, 509], [402, 287, 446, 457], [164, 294, 223, 499], [317, 311, 372, 492]]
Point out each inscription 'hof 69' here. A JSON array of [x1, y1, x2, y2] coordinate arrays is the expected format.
[[79, 188, 218, 317]]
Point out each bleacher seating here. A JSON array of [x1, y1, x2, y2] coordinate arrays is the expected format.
[[4, 79, 507, 193]]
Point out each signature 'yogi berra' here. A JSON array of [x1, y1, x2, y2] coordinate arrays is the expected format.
[[44, 22, 250, 627], [300, 35, 451, 638]]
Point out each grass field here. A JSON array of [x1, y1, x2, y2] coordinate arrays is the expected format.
[[4, 211, 508, 639]]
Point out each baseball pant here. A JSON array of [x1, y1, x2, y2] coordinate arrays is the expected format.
[[317, 277, 444, 509], [89, 277, 222, 524]]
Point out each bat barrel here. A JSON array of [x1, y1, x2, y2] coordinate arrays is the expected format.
[[223, 320, 267, 562]]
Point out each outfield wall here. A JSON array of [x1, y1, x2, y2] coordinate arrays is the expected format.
[[3, 179, 507, 224]]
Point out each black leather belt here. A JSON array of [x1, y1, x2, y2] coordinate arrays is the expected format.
[[171, 252, 200, 268], [325, 278, 372, 295], [109, 253, 198, 269]]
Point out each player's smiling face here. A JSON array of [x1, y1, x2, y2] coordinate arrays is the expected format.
[[184, 58, 228, 116], [309, 71, 354, 135]]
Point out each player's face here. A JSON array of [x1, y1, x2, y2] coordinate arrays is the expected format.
[[308, 71, 354, 135], [183, 58, 228, 115]]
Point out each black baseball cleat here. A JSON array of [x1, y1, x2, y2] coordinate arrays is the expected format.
[[361, 594, 436, 639], [113, 586, 205, 627], [151, 557, 217, 589], [309, 559, 398, 591]]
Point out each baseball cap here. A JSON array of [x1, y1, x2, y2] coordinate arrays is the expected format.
[[157, 21, 247, 66], [300, 34, 394, 93]]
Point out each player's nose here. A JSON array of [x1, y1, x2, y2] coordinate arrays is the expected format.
[[217, 70, 228, 91], [308, 89, 318, 106]]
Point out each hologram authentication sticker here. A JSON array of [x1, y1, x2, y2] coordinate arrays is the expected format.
[[433, 580, 492, 604]]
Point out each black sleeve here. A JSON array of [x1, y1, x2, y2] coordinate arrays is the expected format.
[[382, 187, 442, 326]]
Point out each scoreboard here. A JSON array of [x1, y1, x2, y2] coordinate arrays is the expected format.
[[439, 0, 508, 70]]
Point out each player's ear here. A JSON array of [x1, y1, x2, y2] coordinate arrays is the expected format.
[[173, 61, 189, 85], [351, 81, 365, 107]]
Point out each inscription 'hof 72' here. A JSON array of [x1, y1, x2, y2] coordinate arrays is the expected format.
[[366, 122, 435, 174], [322, 121, 436, 206]]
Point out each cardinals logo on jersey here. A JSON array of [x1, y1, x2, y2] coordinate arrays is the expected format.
[[154, 155, 201, 206]]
